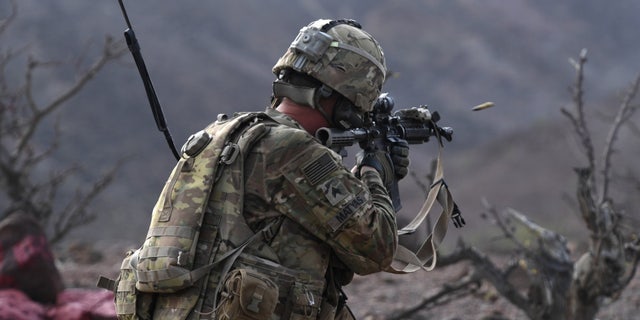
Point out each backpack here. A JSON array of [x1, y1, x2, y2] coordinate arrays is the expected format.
[[98, 112, 277, 319]]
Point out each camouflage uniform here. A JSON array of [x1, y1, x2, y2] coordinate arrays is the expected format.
[[196, 108, 397, 319], [109, 19, 398, 320], [208, 19, 395, 318]]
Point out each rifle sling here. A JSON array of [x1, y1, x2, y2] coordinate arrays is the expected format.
[[386, 142, 456, 274]]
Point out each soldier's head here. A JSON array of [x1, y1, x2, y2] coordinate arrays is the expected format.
[[272, 19, 387, 130]]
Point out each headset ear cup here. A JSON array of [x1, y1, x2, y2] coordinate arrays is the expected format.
[[313, 85, 332, 108], [333, 97, 363, 129], [349, 110, 364, 128]]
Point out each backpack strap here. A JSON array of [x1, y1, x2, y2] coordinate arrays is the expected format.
[[199, 215, 285, 317], [191, 114, 286, 318]]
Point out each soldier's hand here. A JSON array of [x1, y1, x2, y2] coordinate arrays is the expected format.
[[389, 138, 410, 180], [356, 148, 395, 187]]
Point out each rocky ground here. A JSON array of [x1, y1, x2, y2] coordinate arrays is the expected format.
[[57, 241, 640, 320], [344, 263, 640, 320]]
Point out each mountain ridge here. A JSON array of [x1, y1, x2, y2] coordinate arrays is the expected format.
[[3, 0, 638, 244]]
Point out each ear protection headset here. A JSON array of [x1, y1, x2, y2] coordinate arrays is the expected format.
[[331, 95, 364, 129]]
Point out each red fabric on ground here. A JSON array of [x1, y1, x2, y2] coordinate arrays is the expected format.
[[0, 289, 46, 320], [50, 289, 116, 320], [0, 214, 117, 319], [0, 213, 64, 304], [0, 288, 116, 320]]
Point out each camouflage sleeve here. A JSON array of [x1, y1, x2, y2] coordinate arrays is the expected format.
[[328, 168, 398, 275], [262, 127, 398, 275]]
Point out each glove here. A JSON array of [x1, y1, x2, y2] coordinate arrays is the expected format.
[[388, 138, 410, 180], [356, 139, 410, 185], [356, 148, 394, 186]]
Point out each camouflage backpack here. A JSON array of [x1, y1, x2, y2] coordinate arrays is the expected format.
[[98, 112, 278, 319]]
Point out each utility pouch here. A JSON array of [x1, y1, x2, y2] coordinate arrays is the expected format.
[[217, 268, 279, 320], [289, 281, 323, 320], [111, 250, 154, 320], [234, 254, 325, 320]]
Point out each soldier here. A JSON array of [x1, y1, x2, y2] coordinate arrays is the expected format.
[[214, 18, 409, 320], [115, 18, 410, 320]]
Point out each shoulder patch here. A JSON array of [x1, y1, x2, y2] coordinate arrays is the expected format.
[[319, 178, 349, 206], [302, 152, 339, 186], [327, 192, 367, 232]]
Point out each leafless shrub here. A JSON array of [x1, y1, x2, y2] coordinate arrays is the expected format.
[[394, 50, 640, 320], [0, 1, 127, 244]]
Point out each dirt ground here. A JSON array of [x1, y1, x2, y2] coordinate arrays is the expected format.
[[344, 263, 640, 320], [57, 241, 640, 320]]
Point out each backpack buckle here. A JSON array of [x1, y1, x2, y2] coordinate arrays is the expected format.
[[220, 143, 240, 164]]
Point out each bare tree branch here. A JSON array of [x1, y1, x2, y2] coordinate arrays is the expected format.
[[481, 198, 529, 253], [50, 162, 121, 244], [562, 49, 596, 188], [393, 49, 640, 320], [627, 117, 640, 137], [0, 0, 17, 35], [388, 269, 482, 320], [600, 73, 640, 203], [16, 36, 126, 158], [451, 242, 531, 311], [0, 8, 128, 243]]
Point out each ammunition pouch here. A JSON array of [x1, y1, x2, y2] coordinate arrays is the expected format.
[[98, 250, 155, 320], [232, 254, 325, 320], [217, 268, 279, 320]]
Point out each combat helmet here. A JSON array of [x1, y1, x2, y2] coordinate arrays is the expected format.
[[272, 19, 387, 127]]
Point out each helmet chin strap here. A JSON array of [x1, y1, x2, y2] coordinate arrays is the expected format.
[[272, 79, 334, 125]]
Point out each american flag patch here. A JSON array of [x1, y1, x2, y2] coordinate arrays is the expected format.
[[302, 153, 338, 185]]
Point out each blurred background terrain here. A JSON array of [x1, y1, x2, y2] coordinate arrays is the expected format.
[[2, 0, 638, 266]]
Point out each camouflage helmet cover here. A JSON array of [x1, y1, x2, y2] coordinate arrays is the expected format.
[[273, 19, 387, 112]]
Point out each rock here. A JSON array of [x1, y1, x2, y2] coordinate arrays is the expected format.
[[52, 289, 116, 320], [0, 289, 46, 320], [0, 288, 116, 320], [0, 212, 64, 304], [0, 213, 117, 319]]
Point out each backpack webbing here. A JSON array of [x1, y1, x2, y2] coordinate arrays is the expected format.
[[101, 112, 279, 320]]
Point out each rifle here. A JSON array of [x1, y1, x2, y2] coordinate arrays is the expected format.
[[316, 93, 454, 213], [321, 94, 467, 273], [117, 0, 180, 160]]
